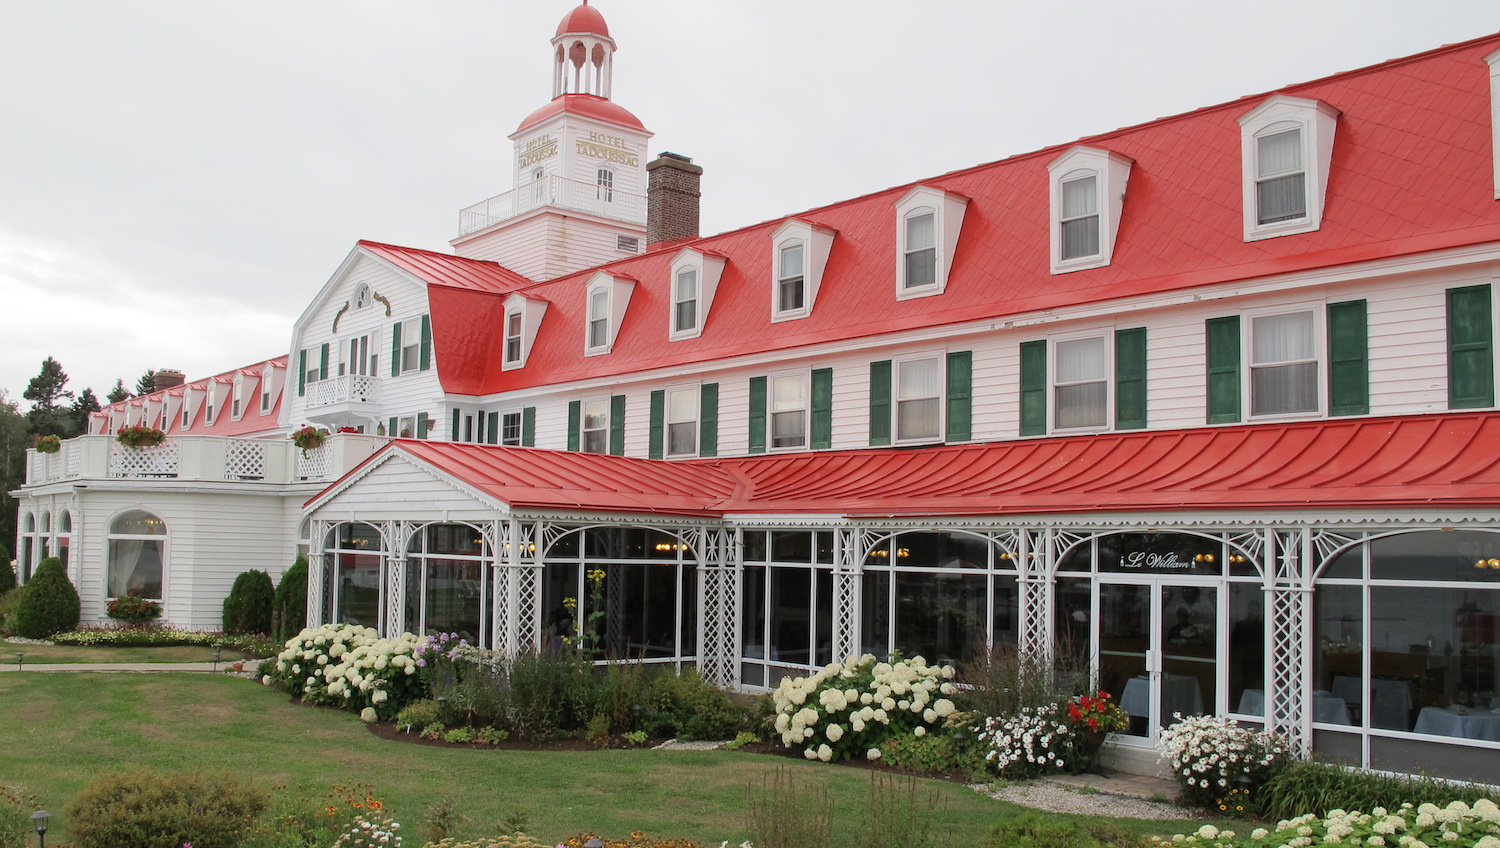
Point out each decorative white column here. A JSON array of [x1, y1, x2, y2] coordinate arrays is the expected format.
[[1266, 527, 1313, 756], [384, 520, 409, 639], [832, 527, 869, 664], [307, 519, 328, 628], [691, 526, 738, 687]]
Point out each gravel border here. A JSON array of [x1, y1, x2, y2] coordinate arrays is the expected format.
[[971, 780, 1202, 820]]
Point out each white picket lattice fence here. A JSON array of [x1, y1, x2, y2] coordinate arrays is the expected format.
[[225, 439, 267, 480], [109, 441, 179, 478]]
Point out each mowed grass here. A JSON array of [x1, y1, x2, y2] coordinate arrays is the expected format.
[[0, 673, 1212, 847], [0, 636, 231, 665]]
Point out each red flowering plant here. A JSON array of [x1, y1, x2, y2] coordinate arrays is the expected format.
[[1067, 690, 1129, 734], [291, 426, 328, 456], [32, 435, 61, 453], [106, 592, 163, 627], [115, 425, 167, 449]]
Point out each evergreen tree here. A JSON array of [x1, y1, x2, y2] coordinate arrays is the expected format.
[[135, 369, 159, 397], [106, 379, 130, 404], [23, 357, 76, 436], [71, 387, 101, 433], [222, 569, 275, 635], [273, 555, 309, 642], [0, 393, 25, 547], [9, 557, 80, 638], [0, 543, 14, 594]]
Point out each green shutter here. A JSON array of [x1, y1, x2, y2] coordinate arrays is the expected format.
[[388, 417, 397, 438], [487, 411, 499, 445], [1327, 300, 1369, 416], [1206, 316, 1242, 424], [319, 343, 329, 382], [748, 376, 767, 454], [945, 350, 972, 443], [567, 400, 581, 451], [1019, 340, 1047, 436], [1115, 328, 1147, 430], [868, 360, 892, 447], [297, 349, 307, 397], [416, 413, 429, 439], [522, 407, 536, 447], [811, 368, 833, 450], [419, 314, 432, 371], [451, 409, 461, 441], [390, 322, 401, 376], [699, 383, 718, 457], [609, 394, 625, 455], [1448, 284, 1494, 409], [648, 389, 665, 460]]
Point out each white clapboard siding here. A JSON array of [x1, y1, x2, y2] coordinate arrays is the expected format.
[[316, 457, 504, 522]]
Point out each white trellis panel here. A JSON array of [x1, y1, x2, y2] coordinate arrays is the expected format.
[[109, 441, 179, 477], [225, 439, 267, 480]]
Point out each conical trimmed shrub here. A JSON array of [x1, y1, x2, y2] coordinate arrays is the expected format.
[[272, 555, 308, 643], [10, 557, 80, 638], [222, 569, 274, 635]]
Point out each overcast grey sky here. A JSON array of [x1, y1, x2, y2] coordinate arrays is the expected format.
[[2, 1, 1498, 406]]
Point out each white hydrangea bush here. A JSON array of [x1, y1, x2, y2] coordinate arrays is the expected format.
[[1158, 800, 1500, 848], [1158, 714, 1293, 807], [264, 623, 430, 720], [772, 654, 959, 762]]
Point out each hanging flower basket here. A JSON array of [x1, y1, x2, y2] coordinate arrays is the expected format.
[[291, 426, 328, 456], [116, 426, 167, 449], [32, 435, 61, 454]]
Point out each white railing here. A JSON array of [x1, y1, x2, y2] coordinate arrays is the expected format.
[[22, 434, 388, 487], [458, 174, 646, 236], [307, 374, 380, 409]]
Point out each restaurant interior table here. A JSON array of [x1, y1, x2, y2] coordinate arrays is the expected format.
[[1236, 689, 1353, 724], [1121, 674, 1204, 721], [1412, 706, 1500, 741]]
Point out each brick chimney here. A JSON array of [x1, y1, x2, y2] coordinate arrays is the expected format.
[[646, 152, 702, 247], [153, 369, 186, 391]]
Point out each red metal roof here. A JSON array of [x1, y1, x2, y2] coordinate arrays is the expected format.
[[94, 355, 289, 438], [359, 240, 533, 295], [328, 412, 1500, 517], [407, 31, 1500, 396], [555, 2, 609, 38], [515, 94, 647, 134]]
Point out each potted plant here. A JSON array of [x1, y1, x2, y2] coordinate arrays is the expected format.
[[32, 434, 61, 453], [1068, 690, 1130, 764], [291, 426, 328, 457], [115, 425, 167, 449], [106, 592, 163, 627]]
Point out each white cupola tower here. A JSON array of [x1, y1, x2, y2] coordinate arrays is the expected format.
[[451, 1, 653, 282]]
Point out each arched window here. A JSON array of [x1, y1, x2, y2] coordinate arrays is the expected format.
[[57, 511, 72, 569], [18, 513, 35, 584], [108, 510, 166, 601], [406, 524, 488, 644]]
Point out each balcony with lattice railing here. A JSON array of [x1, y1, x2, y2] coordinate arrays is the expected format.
[[20, 434, 387, 488], [458, 174, 645, 236]]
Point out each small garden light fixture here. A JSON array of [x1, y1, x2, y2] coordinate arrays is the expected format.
[[31, 810, 49, 848], [212, 643, 223, 672], [14, 652, 21, 670]]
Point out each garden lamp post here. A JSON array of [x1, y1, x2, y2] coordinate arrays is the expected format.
[[212, 643, 223, 672], [15, 652, 21, 670], [31, 810, 49, 848]]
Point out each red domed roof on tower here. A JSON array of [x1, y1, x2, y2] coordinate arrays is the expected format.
[[555, 1, 609, 38]]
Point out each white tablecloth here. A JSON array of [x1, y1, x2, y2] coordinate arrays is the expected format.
[[1413, 707, 1500, 742], [1121, 674, 1205, 720], [1237, 689, 1352, 725], [1330, 676, 1414, 730]]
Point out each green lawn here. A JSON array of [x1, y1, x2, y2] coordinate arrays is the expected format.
[[0, 636, 235, 665], [0, 673, 1231, 847]]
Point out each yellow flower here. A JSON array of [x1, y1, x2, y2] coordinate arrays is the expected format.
[[562, 596, 577, 611], [587, 568, 607, 585]]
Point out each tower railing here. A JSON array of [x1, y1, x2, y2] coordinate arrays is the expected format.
[[458, 174, 645, 236]]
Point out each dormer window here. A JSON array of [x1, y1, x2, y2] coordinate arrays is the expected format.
[[231, 380, 243, 419], [674, 268, 698, 334], [181, 394, 192, 429], [1046, 146, 1132, 273], [504, 309, 523, 365], [260, 376, 272, 412], [1238, 95, 1339, 241], [894, 186, 967, 298], [501, 292, 548, 370], [668, 248, 724, 340], [583, 272, 635, 356], [770, 219, 834, 321]]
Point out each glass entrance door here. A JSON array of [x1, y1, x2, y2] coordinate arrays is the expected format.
[[1098, 581, 1218, 740]]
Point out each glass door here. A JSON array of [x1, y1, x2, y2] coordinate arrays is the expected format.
[[1098, 580, 1219, 741]]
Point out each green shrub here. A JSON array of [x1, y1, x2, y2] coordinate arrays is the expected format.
[[0, 588, 23, 636], [272, 555, 308, 643], [981, 812, 1136, 848], [8, 557, 79, 638], [1256, 759, 1500, 821], [396, 699, 441, 730], [648, 667, 751, 740], [0, 785, 39, 848], [879, 722, 989, 778], [222, 569, 274, 635], [505, 650, 595, 739], [65, 767, 267, 848]]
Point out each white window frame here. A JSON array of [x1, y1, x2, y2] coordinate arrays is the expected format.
[[399, 317, 422, 374], [1050, 333, 1112, 432], [892, 354, 945, 445], [673, 266, 700, 336], [597, 167, 614, 202], [345, 333, 375, 377], [260, 375, 272, 413], [776, 240, 807, 318], [231, 378, 244, 420], [582, 272, 635, 356], [181, 389, 193, 430], [1246, 303, 1323, 419], [770, 219, 835, 322], [397, 415, 417, 439], [1046, 146, 1132, 274], [581, 397, 609, 454], [501, 293, 548, 370], [353, 283, 372, 311], [768, 371, 809, 452], [205, 389, 216, 426], [504, 309, 524, 366], [303, 346, 323, 385], [1238, 95, 1339, 241], [587, 287, 610, 352], [665, 385, 699, 458], [1487, 49, 1500, 199], [500, 410, 523, 447], [894, 185, 968, 299]]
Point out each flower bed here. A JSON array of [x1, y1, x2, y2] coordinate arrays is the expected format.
[[265, 624, 428, 721], [1160, 800, 1500, 848], [52, 625, 276, 655], [772, 654, 959, 762], [1159, 714, 1292, 808], [106, 592, 162, 626]]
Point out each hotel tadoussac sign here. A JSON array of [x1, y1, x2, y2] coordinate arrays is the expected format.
[[577, 131, 638, 166]]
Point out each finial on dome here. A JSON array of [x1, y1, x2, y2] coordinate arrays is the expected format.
[[552, 2, 615, 98]]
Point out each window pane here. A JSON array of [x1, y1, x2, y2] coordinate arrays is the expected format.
[[582, 430, 607, 453], [589, 319, 607, 349], [1057, 337, 1106, 382], [501, 412, 522, 446], [675, 299, 696, 332], [675, 268, 697, 302], [1055, 382, 1107, 428], [1253, 312, 1315, 363], [905, 248, 936, 289], [583, 402, 607, 430], [669, 388, 697, 421], [779, 277, 804, 312], [1251, 362, 1318, 414], [109, 538, 164, 600], [1062, 175, 1097, 218], [423, 558, 483, 641], [780, 242, 804, 280], [897, 358, 941, 399], [1258, 129, 1302, 176], [896, 397, 940, 440], [771, 410, 805, 447], [1061, 216, 1100, 259], [906, 212, 935, 250], [589, 289, 607, 320], [668, 421, 696, 455], [1257, 173, 1307, 224], [772, 376, 803, 411], [112, 510, 166, 535]]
